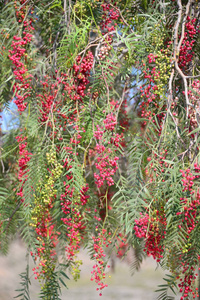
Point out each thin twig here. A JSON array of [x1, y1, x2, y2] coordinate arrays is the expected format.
[[185, 74, 200, 79], [1, 159, 5, 173], [68, 0, 71, 34], [177, 0, 192, 54], [100, 62, 110, 105], [174, 0, 192, 117], [63, 0, 67, 25], [167, 68, 175, 108], [175, 62, 194, 115], [168, 110, 186, 146]]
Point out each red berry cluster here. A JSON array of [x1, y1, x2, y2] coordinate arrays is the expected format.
[[70, 124, 84, 145], [145, 150, 168, 182], [31, 214, 60, 280], [180, 168, 196, 192], [8, 0, 127, 294], [103, 113, 117, 130], [177, 164, 200, 234], [98, 0, 120, 69], [60, 175, 90, 281], [14, 0, 32, 23], [134, 210, 166, 262], [33, 51, 94, 278], [173, 164, 200, 299], [115, 233, 128, 258], [60, 167, 90, 261], [92, 112, 121, 188], [101, 2, 119, 34], [91, 229, 111, 295], [178, 17, 198, 72], [36, 51, 93, 125], [8, 10, 34, 113], [94, 147, 119, 188], [16, 135, 32, 200], [61, 52, 93, 102], [178, 269, 198, 300], [37, 76, 60, 123], [139, 51, 169, 128], [176, 249, 199, 299]]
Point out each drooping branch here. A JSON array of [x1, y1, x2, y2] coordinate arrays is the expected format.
[[174, 0, 193, 116]]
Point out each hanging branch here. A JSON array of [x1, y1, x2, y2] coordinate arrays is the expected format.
[[174, 0, 193, 116]]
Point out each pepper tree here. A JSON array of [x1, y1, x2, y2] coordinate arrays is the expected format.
[[0, 0, 200, 299]]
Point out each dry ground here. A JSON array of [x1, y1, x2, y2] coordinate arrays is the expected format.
[[0, 239, 181, 300]]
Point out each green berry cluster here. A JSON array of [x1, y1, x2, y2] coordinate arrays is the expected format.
[[30, 149, 63, 225]]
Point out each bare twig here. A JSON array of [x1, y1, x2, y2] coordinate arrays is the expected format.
[[185, 74, 200, 79], [175, 62, 194, 115], [177, 149, 189, 160], [175, 0, 192, 116], [168, 110, 186, 146], [68, 0, 71, 33], [167, 68, 175, 108], [177, 0, 191, 54], [100, 62, 110, 105], [53, 30, 60, 69], [63, 0, 67, 25], [169, 0, 192, 117], [1, 159, 5, 173]]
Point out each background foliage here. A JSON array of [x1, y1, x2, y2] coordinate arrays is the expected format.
[[0, 0, 200, 299]]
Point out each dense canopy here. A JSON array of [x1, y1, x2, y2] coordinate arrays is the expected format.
[[0, 0, 200, 299]]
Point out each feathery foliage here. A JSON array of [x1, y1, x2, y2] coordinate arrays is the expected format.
[[0, 0, 200, 299]]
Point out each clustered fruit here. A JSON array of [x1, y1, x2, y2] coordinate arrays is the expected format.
[[135, 11, 200, 299], [101, 2, 119, 35], [178, 17, 198, 72], [91, 229, 111, 295], [134, 209, 166, 262], [30, 150, 63, 281], [11, 0, 130, 296], [139, 46, 171, 128], [9, 1, 34, 113], [175, 165, 200, 299], [92, 112, 121, 188], [16, 135, 32, 200]]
